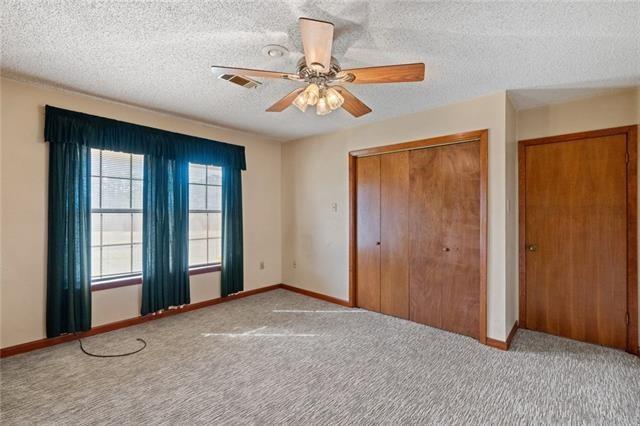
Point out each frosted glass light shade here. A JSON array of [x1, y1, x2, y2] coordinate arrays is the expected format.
[[325, 87, 344, 110], [305, 83, 320, 106], [293, 91, 309, 112], [316, 96, 331, 115]]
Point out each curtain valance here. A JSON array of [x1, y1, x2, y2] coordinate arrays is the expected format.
[[44, 105, 246, 170]]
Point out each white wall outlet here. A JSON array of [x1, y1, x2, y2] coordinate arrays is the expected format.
[[331, 202, 338, 213], [292, 260, 297, 269], [259, 261, 264, 270]]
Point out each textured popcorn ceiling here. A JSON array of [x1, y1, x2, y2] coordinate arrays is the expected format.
[[2, 1, 639, 140]]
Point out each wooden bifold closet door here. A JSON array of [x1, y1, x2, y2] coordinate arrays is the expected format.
[[380, 152, 410, 319], [409, 142, 481, 338], [355, 140, 481, 338], [356, 152, 410, 318], [356, 155, 381, 312]]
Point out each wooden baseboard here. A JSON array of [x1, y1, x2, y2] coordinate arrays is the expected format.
[[279, 284, 352, 307], [486, 321, 519, 351], [5, 283, 512, 358], [0, 284, 281, 358]]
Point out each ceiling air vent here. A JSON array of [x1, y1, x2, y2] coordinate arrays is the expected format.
[[218, 74, 261, 89]]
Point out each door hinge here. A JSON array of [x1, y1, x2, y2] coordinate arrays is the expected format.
[[626, 152, 630, 163], [626, 312, 630, 325]]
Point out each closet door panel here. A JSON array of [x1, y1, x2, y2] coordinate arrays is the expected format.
[[356, 155, 381, 312], [380, 151, 410, 319], [440, 141, 481, 338], [409, 147, 443, 328]]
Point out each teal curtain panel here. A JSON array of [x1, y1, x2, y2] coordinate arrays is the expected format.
[[221, 167, 244, 297], [141, 156, 191, 315], [46, 142, 92, 337]]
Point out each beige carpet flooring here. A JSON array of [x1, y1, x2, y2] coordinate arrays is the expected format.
[[1, 289, 639, 424]]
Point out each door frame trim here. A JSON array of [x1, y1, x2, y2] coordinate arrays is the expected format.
[[349, 129, 489, 344], [518, 125, 638, 355]]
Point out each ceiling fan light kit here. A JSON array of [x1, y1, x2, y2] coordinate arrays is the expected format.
[[293, 82, 344, 115], [211, 17, 425, 118]]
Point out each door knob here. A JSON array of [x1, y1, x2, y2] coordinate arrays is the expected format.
[[376, 241, 381, 246], [527, 244, 537, 252], [442, 247, 450, 252]]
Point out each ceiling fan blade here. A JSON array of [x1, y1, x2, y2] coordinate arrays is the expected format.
[[266, 88, 305, 112], [299, 17, 334, 72], [334, 86, 371, 117], [339, 63, 425, 84], [211, 65, 300, 81]]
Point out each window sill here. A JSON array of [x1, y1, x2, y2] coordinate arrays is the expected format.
[[91, 264, 221, 292]]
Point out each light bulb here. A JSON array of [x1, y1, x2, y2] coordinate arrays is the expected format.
[[293, 91, 309, 112], [316, 96, 331, 115], [305, 83, 320, 106], [325, 87, 344, 110]]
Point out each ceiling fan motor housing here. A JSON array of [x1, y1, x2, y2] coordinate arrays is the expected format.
[[296, 57, 349, 85]]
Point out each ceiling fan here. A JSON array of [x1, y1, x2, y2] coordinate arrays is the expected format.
[[211, 17, 425, 118]]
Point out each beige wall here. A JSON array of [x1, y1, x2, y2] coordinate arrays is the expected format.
[[516, 87, 640, 339], [282, 92, 512, 341], [0, 78, 283, 348], [517, 88, 639, 140], [505, 96, 518, 331]]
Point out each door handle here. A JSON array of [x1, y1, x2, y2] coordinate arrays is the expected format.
[[376, 241, 381, 246], [526, 244, 537, 252], [442, 247, 450, 252]]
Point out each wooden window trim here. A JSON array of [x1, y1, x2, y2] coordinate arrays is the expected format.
[[348, 129, 489, 345], [91, 264, 221, 292], [518, 125, 638, 355]]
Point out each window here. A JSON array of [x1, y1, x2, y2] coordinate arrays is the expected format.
[[91, 149, 143, 281], [90, 152, 222, 283], [188, 164, 222, 267]]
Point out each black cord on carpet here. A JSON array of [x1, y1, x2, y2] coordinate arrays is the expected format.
[[75, 334, 147, 357]]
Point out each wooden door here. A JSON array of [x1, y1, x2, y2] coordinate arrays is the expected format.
[[356, 155, 381, 312], [524, 135, 628, 349], [409, 142, 481, 338], [380, 151, 409, 319]]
